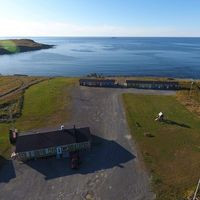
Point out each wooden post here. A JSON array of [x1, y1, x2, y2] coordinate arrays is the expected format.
[[193, 178, 200, 200], [189, 81, 194, 98]]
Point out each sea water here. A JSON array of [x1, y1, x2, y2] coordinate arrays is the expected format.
[[0, 37, 200, 78]]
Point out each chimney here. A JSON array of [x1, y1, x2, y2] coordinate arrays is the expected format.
[[9, 129, 18, 145]]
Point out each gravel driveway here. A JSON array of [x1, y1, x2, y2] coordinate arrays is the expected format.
[[0, 87, 175, 200]]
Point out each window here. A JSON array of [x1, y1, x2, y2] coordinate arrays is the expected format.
[[38, 149, 44, 156], [48, 147, 55, 154], [45, 149, 48, 154], [30, 151, 35, 157], [62, 146, 69, 151], [26, 152, 30, 158]]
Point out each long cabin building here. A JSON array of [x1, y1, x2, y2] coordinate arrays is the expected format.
[[79, 79, 116, 87], [10, 127, 91, 161], [126, 80, 180, 90]]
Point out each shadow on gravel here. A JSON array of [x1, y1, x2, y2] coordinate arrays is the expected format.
[[25, 135, 135, 180], [0, 156, 16, 183]]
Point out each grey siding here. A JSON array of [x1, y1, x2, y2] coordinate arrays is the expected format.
[[127, 82, 179, 90], [17, 141, 91, 161]]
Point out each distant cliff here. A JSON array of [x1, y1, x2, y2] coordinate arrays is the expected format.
[[0, 39, 54, 55]]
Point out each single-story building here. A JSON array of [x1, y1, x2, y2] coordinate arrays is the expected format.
[[79, 79, 116, 87], [10, 126, 91, 161], [126, 80, 180, 90]]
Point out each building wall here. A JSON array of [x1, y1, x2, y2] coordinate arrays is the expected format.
[[127, 82, 179, 90], [80, 81, 115, 87], [17, 141, 91, 161]]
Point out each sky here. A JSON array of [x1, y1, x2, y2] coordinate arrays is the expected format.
[[0, 0, 200, 37]]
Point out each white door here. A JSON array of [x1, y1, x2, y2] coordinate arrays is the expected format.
[[56, 147, 62, 154]]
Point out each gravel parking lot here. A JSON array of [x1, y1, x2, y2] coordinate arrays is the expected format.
[[0, 87, 175, 200]]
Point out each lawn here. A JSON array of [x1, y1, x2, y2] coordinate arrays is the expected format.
[[0, 76, 43, 95], [0, 76, 47, 122], [177, 81, 200, 116], [15, 77, 77, 130], [0, 77, 77, 166], [123, 94, 200, 200]]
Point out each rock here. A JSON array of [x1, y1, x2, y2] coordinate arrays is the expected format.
[[144, 132, 154, 137]]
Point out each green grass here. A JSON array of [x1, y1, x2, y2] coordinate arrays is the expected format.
[[0, 92, 24, 121], [0, 40, 19, 53], [0, 76, 47, 122], [176, 82, 200, 117], [0, 77, 77, 167], [15, 77, 77, 131], [123, 94, 200, 200]]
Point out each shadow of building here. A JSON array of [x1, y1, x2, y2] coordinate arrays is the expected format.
[[0, 156, 16, 183], [25, 135, 135, 180]]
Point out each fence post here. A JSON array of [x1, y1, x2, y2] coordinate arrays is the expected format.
[[193, 178, 200, 200]]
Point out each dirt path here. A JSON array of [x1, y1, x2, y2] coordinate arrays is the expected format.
[[0, 87, 175, 200], [0, 78, 48, 100]]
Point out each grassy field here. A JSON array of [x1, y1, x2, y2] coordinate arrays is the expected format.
[[0, 76, 46, 122], [177, 82, 200, 117], [123, 94, 200, 200], [0, 77, 77, 167], [0, 92, 24, 122], [15, 77, 77, 130], [0, 76, 22, 94], [0, 76, 46, 95]]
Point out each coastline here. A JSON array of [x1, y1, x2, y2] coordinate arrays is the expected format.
[[0, 39, 54, 55], [0, 37, 200, 79]]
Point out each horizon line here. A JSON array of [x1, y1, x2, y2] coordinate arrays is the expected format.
[[1, 35, 200, 38]]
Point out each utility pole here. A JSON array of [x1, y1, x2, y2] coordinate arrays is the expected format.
[[9, 105, 14, 129]]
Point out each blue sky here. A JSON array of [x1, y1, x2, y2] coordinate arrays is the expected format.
[[0, 0, 200, 36]]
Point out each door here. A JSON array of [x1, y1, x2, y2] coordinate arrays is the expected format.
[[56, 147, 62, 154]]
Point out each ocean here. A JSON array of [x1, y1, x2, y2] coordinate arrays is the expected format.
[[0, 37, 200, 78]]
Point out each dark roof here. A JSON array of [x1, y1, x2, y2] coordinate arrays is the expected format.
[[15, 127, 91, 153], [126, 80, 179, 85], [79, 79, 115, 83]]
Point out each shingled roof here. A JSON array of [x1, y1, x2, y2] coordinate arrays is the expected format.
[[126, 80, 179, 85], [79, 79, 115, 83], [15, 127, 91, 153]]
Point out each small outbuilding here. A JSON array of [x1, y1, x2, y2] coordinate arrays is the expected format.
[[126, 80, 180, 90], [11, 126, 91, 161], [79, 79, 116, 87]]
